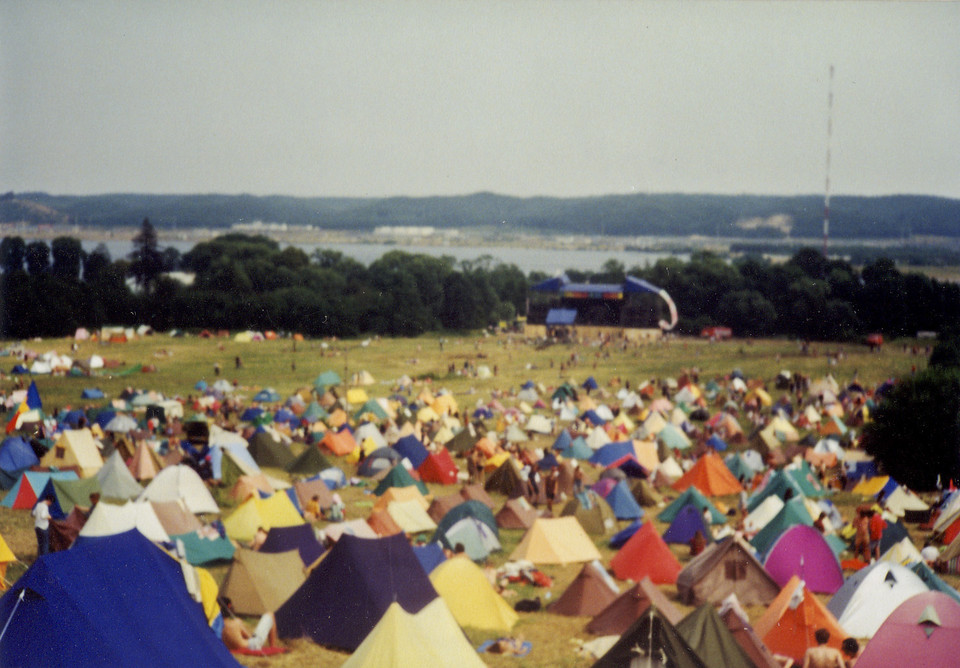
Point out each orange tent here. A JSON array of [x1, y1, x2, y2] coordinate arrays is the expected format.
[[320, 430, 357, 456], [753, 575, 845, 663], [610, 521, 682, 584], [671, 452, 744, 496]]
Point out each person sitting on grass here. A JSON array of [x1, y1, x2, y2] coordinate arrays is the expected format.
[[220, 598, 279, 652]]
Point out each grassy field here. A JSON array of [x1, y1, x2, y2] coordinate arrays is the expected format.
[[0, 331, 939, 666]]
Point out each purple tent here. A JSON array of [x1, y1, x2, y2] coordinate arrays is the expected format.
[[275, 533, 437, 651], [260, 524, 325, 567], [856, 592, 960, 668], [763, 524, 843, 594], [661, 503, 711, 545]]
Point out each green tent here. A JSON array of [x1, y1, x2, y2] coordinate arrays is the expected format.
[[676, 603, 756, 668], [354, 399, 388, 422], [746, 469, 806, 513], [247, 431, 295, 469], [484, 459, 526, 499], [445, 428, 479, 455], [51, 477, 102, 516], [374, 464, 429, 497], [658, 486, 726, 525], [172, 531, 236, 565], [314, 370, 342, 389], [286, 446, 332, 476], [749, 498, 813, 556], [786, 460, 829, 498], [302, 402, 329, 423]]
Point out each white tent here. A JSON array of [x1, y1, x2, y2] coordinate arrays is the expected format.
[[138, 465, 220, 515], [835, 563, 929, 638], [586, 427, 612, 450], [80, 500, 171, 543], [743, 495, 785, 535], [526, 415, 552, 435]]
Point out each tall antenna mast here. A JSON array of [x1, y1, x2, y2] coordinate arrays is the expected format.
[[823, 64, 834, 257]]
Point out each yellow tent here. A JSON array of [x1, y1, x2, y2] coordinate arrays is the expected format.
[[746, 387, 773, 407], [373, 486, 429, 513], [346, 388, 369, 405], [342, 598, 485, 668], [0, 533, 16, 590], [347, 437, 383, 464], [509, 517, 602, 565], [633, 440, 660, 472], [327, 408, 348, 428], [483, 452, 511, 473], [429, 556, 518, 632], [41, 428, 103, 478], [386, 499, 437, 534], [222, 493, 305, 543], [612, 413, 635, 432], [417, 406, 440, 423], [431, 394, 458, 416], [852, 475, 890, 497]]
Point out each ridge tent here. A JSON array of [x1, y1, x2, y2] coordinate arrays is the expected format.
[[139, 465, 220, 515], [610, 521, 683, 584], [292, 477, 334, 512], [95, 450, 144, 501], [372, 485, 429, 513], [49, 477, 101, 518], [561, 491, 612, 536], [319, 429, 357, 456], [221, 548, 306, 616], [247, 429, 295, 469], [484, 458, 527, 499], [150, 500, 203, 536], [417, 448, 459, 485], [609, 519, 643, 549], [855, 591, 960, 668], [587, 576, 685, 636], [597, 479, 644, 520], [386, 499, 438, 534], [495, 497, 541, 530], [427, 493, 464, 523], [629, 477, 664, 507], [367, 508, 403, 537], [460, 483, 497, 509], [746, 469, 807, 513], [0, 530, 238, 668], [324, 519, 378, 543], [127, 440, 162, 481], [676, 603, 757, 668], [754, 575, 845, 663], [677, 534, 780, 607], [222, 492, 305, 544], [833, 562, 929, 638], [342, 598, 485, 668], [78, 500, 170, 543], [547, 560, 620, 617], [393, 435, 429, 469], [439, 517, 500, 561], [275, 533, 438, 651], [742, 495, 785, 535], [285, 445, 332, 475], [40, 428, 103, 478], [412, 542, 446, 575], [558, 436, 593, 460], [2, 471, 78, 510], [171, 530, 235, 565], [0, 533, 15, 587], [592, 605, 705, 668], [661, 503, 713, 546], [429, 555, 518, 632], [763, 524, 843, 593], [720, 596, 782, 668], [657, 486, 726, 525], [671, 451, 744, 496], [509, 517, 601, 565]]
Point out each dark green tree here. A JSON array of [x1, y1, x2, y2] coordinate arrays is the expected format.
[[0, 236, 26, 274], [51, 236, 85, 280], [25, 241, 50, 276], [863, 368, 960, 490], [129, 218, 165, 293]]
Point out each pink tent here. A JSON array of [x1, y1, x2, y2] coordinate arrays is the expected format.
[[762, 524, 843, 594], [857, 592, 960, 668]]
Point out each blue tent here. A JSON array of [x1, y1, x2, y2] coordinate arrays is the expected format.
[[315, 467, 347, 490], [601, 480, 645, 521], [589, 441, 635, 467], [275, 533, 437, 651], [80, 388, 104, 400], [94, 410, 117, 430], [581, 409, 607, 426], [582, 376, 599, 391], [412, 542, 446, 575], [0, 530, 238, 667], [194, 380, 208, 391], [0, 436, 39, 489], [609, 519, 643, 549], [240, 407, 264, 422], [559, 436, 594, 460], [393, 435, 429, 469], [521, 380, 536, 390], [253, 388, 281, 403], [705, 434, 728, 451], [260, 524, 325, 567], [60, 409, 86, 429], [539, 451, 560, 470], [552, 430, 573, 451], [472, 407, 493, 420], [10, 364, 28, 375], [357, 448, 401, 477], [661, 503, 712, 544]]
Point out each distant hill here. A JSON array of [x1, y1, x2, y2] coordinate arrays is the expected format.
[[2, 190, 958, 239]]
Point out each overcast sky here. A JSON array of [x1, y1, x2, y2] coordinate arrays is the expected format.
[[2, 1, 958, 199]]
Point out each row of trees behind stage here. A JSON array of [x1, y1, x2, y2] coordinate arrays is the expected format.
[[2, 221, 960, 341]]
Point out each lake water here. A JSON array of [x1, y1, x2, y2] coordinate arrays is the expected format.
[[71, 239, 685, 274]]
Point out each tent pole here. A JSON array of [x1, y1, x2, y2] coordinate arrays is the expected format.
[[0, 589, 25, 644]]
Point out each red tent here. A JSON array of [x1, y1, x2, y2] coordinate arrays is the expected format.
[[418, 448, 459, 485], [610, 521, 682, 584]]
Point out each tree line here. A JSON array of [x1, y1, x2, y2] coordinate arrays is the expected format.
[[2, 220, 960, 341]]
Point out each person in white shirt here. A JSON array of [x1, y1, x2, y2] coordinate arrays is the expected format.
[[32, 496, 53, 557]]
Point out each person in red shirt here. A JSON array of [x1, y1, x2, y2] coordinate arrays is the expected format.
[[868, 509, 887, 561]]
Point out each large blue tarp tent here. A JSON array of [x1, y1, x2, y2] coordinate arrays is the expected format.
[[0, 529, 238, 668], [260, 524, 325, 567], [275, 533, 437, 651], [0, 435, 39, 489]]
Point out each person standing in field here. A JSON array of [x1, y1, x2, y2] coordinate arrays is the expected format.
[[32, 496, 53, 558]]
